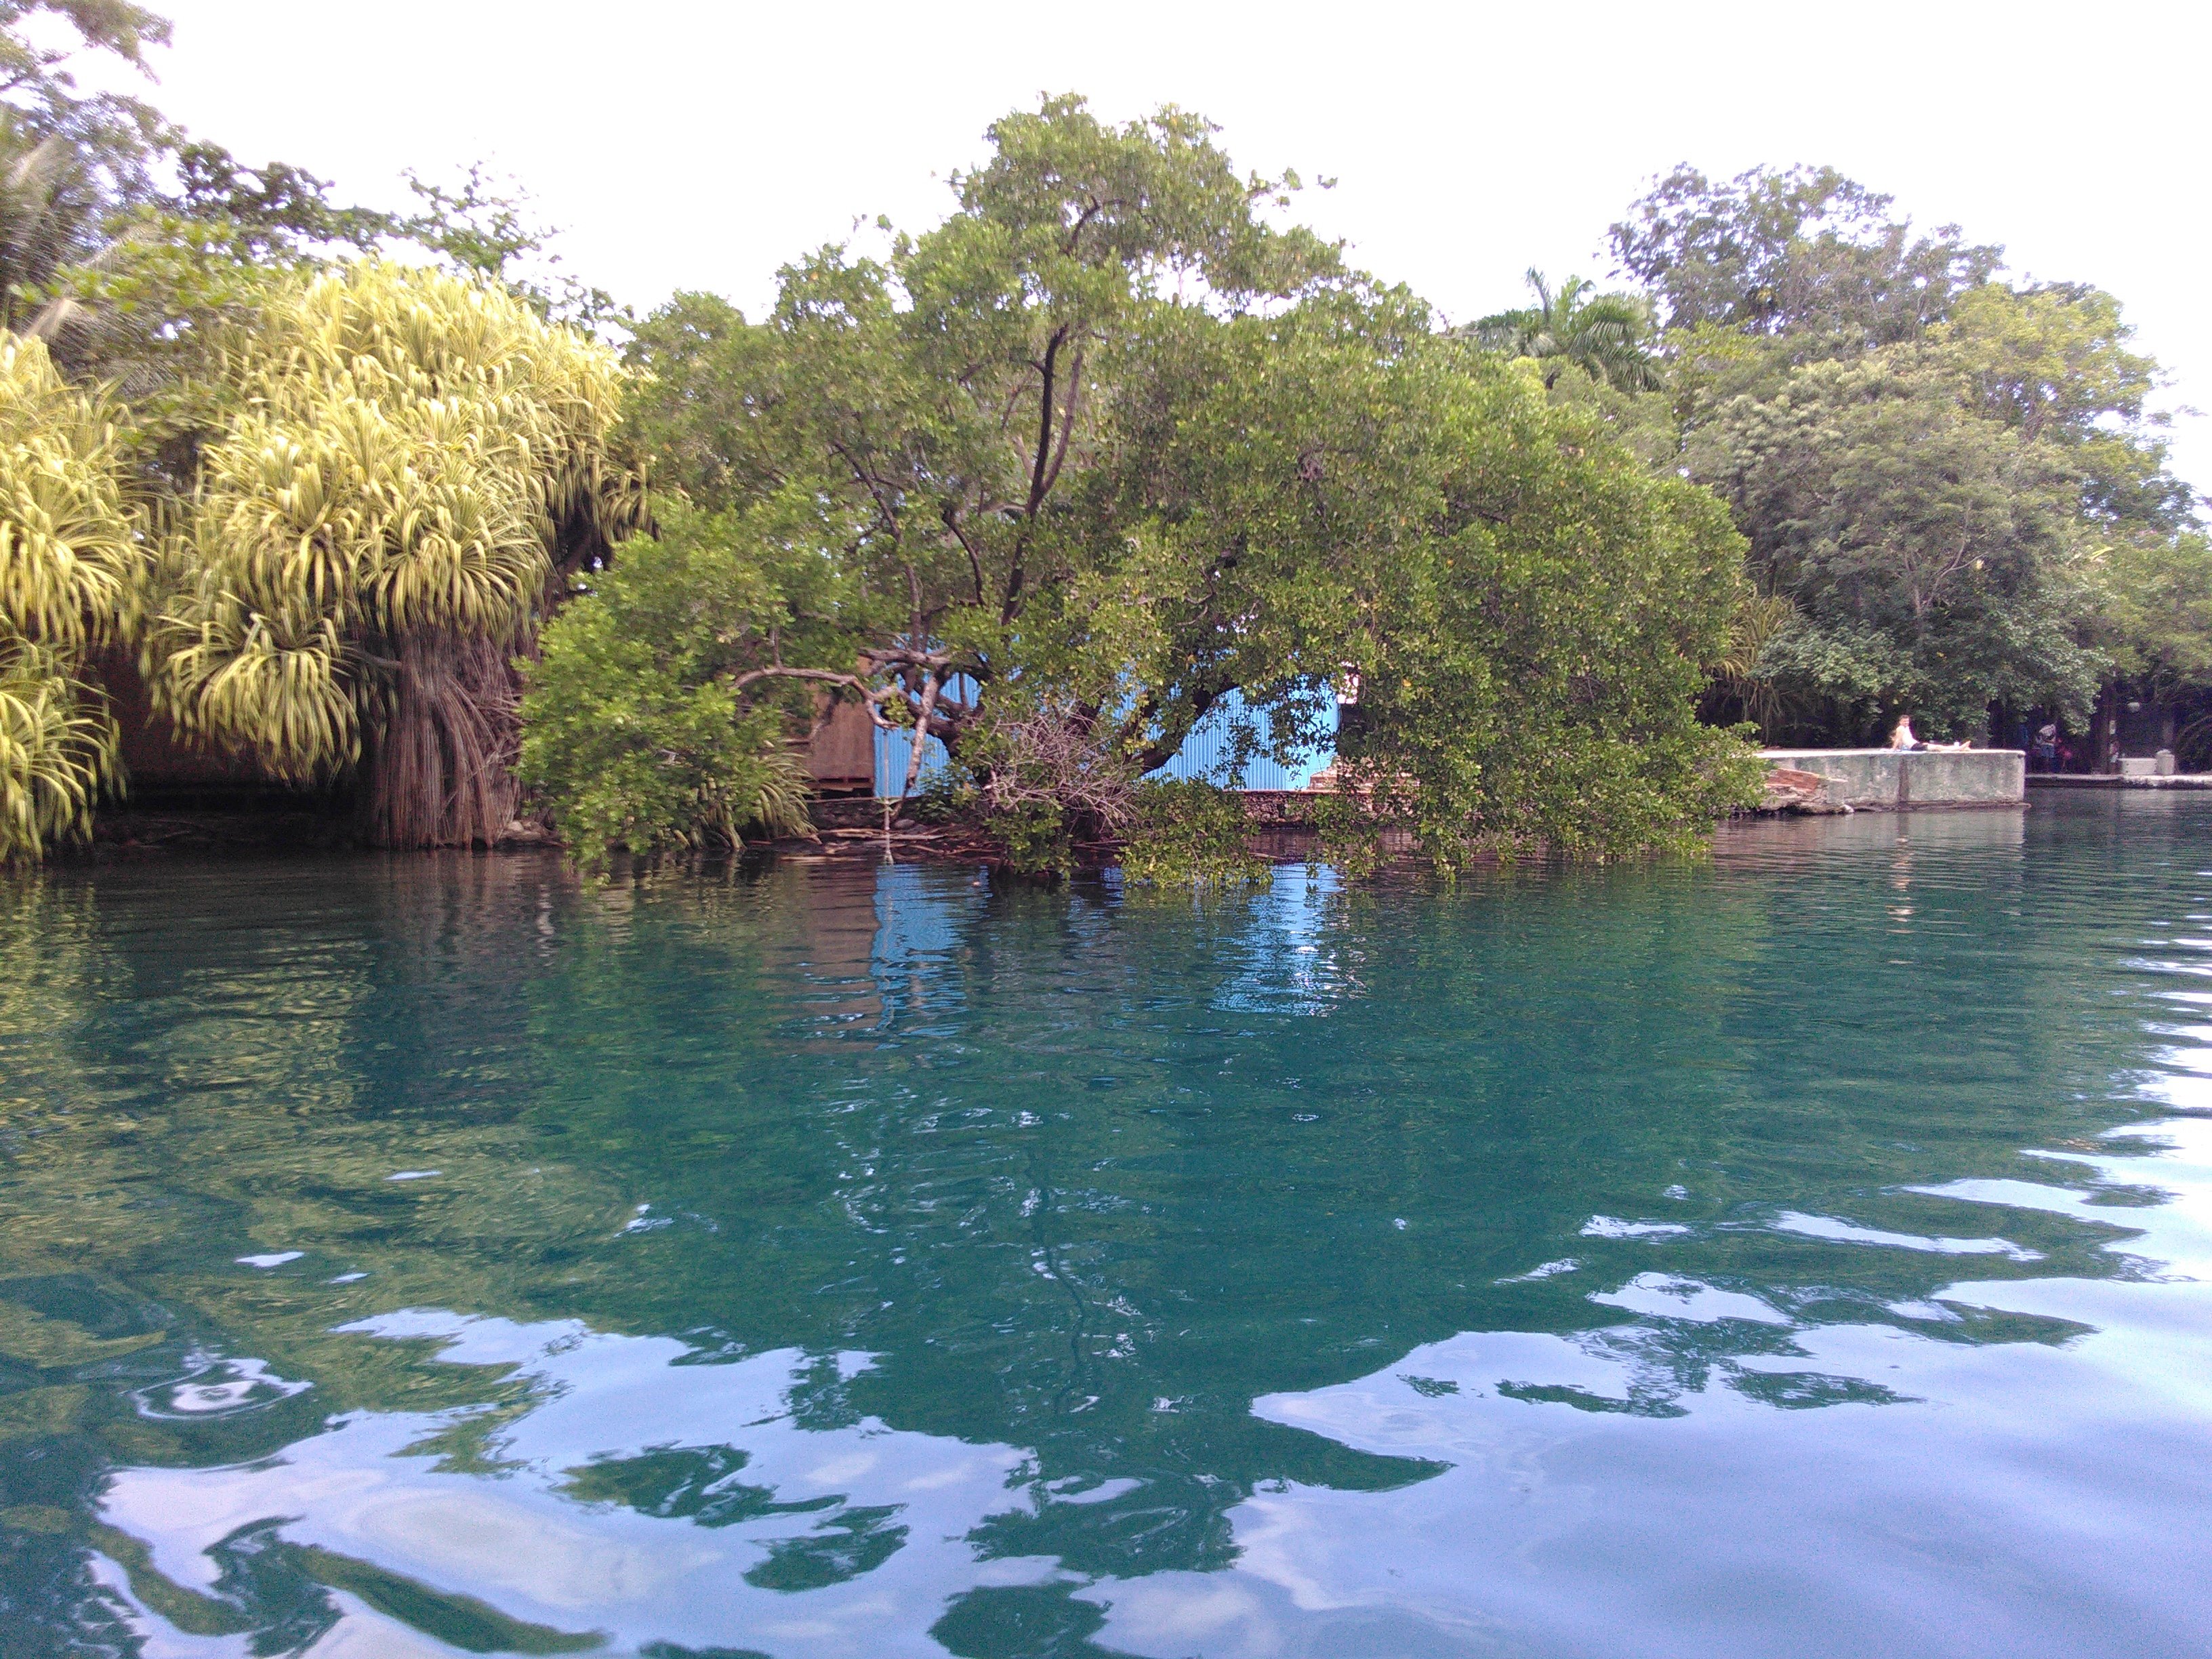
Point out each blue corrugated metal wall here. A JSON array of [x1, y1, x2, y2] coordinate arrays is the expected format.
[[872, 686, 1337, 796], [872, 676, 975, 798], [1148, 689, 1338, 790]]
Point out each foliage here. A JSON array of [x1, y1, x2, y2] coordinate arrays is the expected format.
[[396, 163, 624, 335], [1228, 338, 1761, 868], [172, 140, 394, 257], [1610, 156, 2198, 742], [951, 695, 1138, 876], [0, 627, 108, 857], [1694, 349, 2097, 734], [0, 1, 612, 429], [0, 330, 137, 857], [1704, 588, 1798, 739], [518, 499, 819, 868], [0, 331, 138, 645], [1466, 269, 1658, 392], [1683, 280, 2184, 739], [2098, 532, 2212, 692], [0, 2, 169, 207], [1610, 164, 2002, 353], [1118, 777, 1265, 886], [147, 260, 636, 844], [591, 98, 1759, 873]]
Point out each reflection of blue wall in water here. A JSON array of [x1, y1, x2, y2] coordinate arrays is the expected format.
[[873, 687, 1338, 796], [869, 863, 967, 980]]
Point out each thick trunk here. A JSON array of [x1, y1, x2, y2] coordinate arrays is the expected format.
[[361, 632, 525, 848], [2095, 682, 2121, 774]]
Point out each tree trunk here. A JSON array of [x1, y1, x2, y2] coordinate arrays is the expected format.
[[2095, 682, 2121, 774], [361, 631, 525, 848]]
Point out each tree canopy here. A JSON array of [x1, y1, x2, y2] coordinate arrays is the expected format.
[[1607, 165, 2201, 745], [1610, 163, 2002, 352], [523, 98, 1760, 870]]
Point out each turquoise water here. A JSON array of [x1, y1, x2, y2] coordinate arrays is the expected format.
[[4, 797, 2212, 1657]]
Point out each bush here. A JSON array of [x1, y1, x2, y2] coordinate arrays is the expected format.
[[518, 508, 814, 869], [1119, 779, 1267, 886]]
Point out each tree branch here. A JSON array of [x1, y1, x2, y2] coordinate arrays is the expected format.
[[900, 670, 947, 802], [941, 502, 987, 605]]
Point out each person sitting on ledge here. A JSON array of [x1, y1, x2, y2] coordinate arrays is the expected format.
[[1889, 715, 1973, 752]]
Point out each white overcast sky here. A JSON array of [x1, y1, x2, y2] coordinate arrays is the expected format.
[[137, 0, 2211, 498]]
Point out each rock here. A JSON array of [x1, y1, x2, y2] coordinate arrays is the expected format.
[[1757, 766, 1851, 815]]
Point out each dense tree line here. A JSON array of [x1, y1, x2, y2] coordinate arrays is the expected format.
[[1610, 166, 2202, 750], [0, 3, 2200, 868]]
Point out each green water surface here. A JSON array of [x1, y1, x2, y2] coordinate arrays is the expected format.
[[3, 796, 2211, 1658]]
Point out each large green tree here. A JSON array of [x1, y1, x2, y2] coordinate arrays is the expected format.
[[525, 99, 1760, 869], [1614, 165, 2196, 743], [1693, 337, 2102, 736]]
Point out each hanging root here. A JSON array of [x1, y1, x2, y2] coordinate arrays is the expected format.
[[362, 632, 525, 848]]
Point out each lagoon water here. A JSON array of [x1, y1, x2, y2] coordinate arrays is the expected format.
[[5, 796, 2212, 1657]]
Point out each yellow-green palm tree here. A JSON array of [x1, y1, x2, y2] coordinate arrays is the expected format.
[[1468, 270, 1660, 392], [150, 260, 640, 846], [0, 332, 142, 860]]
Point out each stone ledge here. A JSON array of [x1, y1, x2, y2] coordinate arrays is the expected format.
[[1760, 749, 2025, 810], [2027, 773, 2212, 791]]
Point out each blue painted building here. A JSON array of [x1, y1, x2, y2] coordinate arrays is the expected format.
[[872, 687, 1339, 796]]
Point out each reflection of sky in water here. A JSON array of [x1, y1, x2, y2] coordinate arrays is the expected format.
[[1124, 1120, 2212, 1659], [1211, 866, 1361, 1018], [29, 800, 2212, 1657], [105, 1318, 1039, 1658], [98, 1122, 2212, 1658]]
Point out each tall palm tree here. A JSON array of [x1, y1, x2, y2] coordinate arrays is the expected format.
[[149, 261, 643, 847], [1467, 270, 1660, 392], [0, 117, 100, 331]]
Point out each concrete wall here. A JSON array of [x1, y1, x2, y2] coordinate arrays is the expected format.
[[1761, 748, 2025, 809]]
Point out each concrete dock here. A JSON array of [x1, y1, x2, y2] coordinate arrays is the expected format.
[[1761, 749, 2026, 811], [2027, 773, 2212, 792]]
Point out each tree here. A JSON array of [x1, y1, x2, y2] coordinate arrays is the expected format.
[[518, 499, 819, 869], [146, 261, 640, 846], [1695, 342, 2100, 737], [1610, 164, 2001, 354], [530, 98, 1761, 869], [0, 2, 169, 330], [0, 331, 140, 859], [614, 96, 1343, 793], [0, 2, 169, 205], [1938, 283, 2192, 531], [1465, 269, 1658, 391], [0, 1, 403, 406], [1605, 161, 2200, 747], [1686, 279, 2190, 741]]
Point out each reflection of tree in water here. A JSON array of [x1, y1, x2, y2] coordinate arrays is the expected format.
[[0, 817, 2179, 1654]]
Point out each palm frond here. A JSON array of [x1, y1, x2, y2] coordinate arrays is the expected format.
[[0, 626, 115, 861], [152, 261, 635, 838]]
